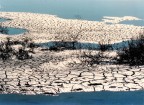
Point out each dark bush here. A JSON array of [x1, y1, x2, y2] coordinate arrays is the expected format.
[[0, 37, 35, 61], [49, 41, 77, 51], [16, 48, 32, 60], [0, 38, 13, 61], [49, 46, 60, 51], [80, 51, 103, 66], [0, 52, 11, 61], [0, 26, 8, 34], [99, 42, 113, 52], [117, 35, 144, 66]]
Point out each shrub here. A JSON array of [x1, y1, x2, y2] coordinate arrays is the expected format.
[[49, 41, 65, 51], [117, 35, 144, 66], [99, 42, 113, 52], [0, 38, 13, 61], [16, 48, 32, 60], [49, 41, 77, 51], [80, 51, 103, 66], [0, 37, 35, 61], [0, 52, 11, 61]]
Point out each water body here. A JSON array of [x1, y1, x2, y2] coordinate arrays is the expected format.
[[0, 18, 26, 35], [0, 0, 144, 21], [0, 91, 143, 105], [38, 39, 139, 50], [121, 20, 144, 26], [0, 18, 9, 22], [0, 27, 27, 35]]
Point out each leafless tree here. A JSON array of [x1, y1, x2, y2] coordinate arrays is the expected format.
[[67, 24, 83, 49]]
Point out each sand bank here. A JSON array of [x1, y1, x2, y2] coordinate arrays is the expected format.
[[102, 16, 141, 24], [0, 12, 144, 44]]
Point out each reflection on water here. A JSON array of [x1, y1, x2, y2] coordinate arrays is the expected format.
[[0, 91, 143, 105]]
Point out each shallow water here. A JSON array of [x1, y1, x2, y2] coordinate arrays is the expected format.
[[38, 39, 138, 50], [120, 20, 144, 26], [0, 91, 143, 105], [0, 18, 8, 22], [0, 27, 27, 35], [0, 0, 144, 21], [0, 18, 26, 35]]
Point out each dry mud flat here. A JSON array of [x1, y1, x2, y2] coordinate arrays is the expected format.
[[0, 50, 144, 95]]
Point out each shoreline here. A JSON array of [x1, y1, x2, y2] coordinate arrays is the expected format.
[[0, 12, 144, 95]]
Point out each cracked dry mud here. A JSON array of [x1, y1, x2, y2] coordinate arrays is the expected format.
[[0, 50, 143, 95]]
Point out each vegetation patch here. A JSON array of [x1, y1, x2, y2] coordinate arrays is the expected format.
[[0, 37, 37, 61], [117, 35, 144, 66]]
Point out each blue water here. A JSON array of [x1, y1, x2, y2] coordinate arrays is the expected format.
[[0, 91, 143, 105], [0, 27, 27, 35], [0, 0, 144, 21], [121, 20, 144, 26], [0, 18, 9, 22], [6, 27, 26, 35], [38, 39, 139, 50], [0, 18, 26, 35]]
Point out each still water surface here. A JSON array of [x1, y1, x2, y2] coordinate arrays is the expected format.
[[0, 91, 143, 105], [0, 26, 27, 35], [0, 0, 144, 21]]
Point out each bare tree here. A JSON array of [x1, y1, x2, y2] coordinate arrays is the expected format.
[[67, 24, 83, 49], [79, 50, 103, 66]]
